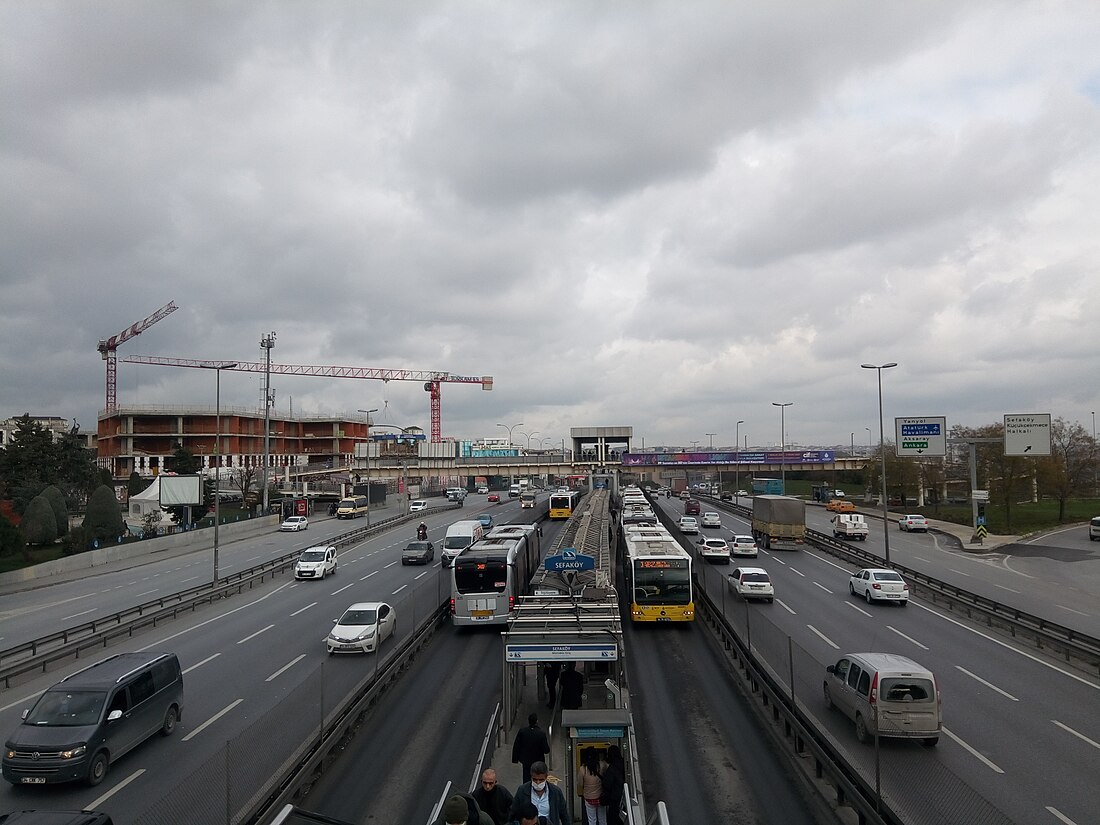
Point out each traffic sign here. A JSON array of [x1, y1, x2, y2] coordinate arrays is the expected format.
[[895, 417, 947, 457], [545, 547, 596, 572], [972, 489, 989, 502], [1004, 413, 1051, 456]]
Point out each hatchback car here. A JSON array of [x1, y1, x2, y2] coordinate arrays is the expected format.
[[701, 512, 722, 529], [326, 602, 396, 654], [294, 545, 337, 580], [849, 568, 909, 605], [477, 513, 494, 529], [898, 514, 929, 532], [487, 493, 500, 503], [279, 515, 308, 532], [401, 541, 435, 565], [679, 490, 691, 500], [728, 567, 774, 602], [826, 499, 855, 513], [697, 537, 731, 564], [408, 500, 428, 513], [477, 486, 489, 495], [678, 516, 700, 535], [729, 535, 759, 558]]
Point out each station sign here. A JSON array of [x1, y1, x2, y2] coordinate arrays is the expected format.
[[545, 547, 596, 572], [1004, 413, 1051, 456], [894, 416, 947, 457], [505, 643, 618, 662]]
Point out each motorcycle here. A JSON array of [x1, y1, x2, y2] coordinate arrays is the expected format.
[[417, 523, 428, 541]]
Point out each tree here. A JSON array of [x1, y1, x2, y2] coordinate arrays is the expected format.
[[232, 467, 258, 509], [128, 471, 151, 497], [952, 423, 1032, 531], [82, 484, 125, 549], [22, 494, 59, 546], [1036, 418, 1097, 521], [0, 512, 27, 560], [0, 414, 58, 513], [165, 445, 201, 475], [41, 485, 69, 537], [56, 423, 98, 495]]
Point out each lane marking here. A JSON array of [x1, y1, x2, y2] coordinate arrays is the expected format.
[[955, 666, 1018, 701], [942, 726, 1004, 773], [183, 653, 221, 675], [182, 699, 243, 742], [237, 624, 275, 644], [1055, 604, 1089, 617], [361, 571, 378, 581], [993, 583, 1021, 594], [789, 567, 805, 578], [913, 556, 931, 563], [266, 654, 307, 682], [807, 625, 839, 649], [383, 561, 399, 569], [414, 570, 432, 580], [774, 598, 796, 615], [291, 602, 317, 617], [949, 568, 971, 577], [87, 768, 145, 808], [845, 602, 873, 618], [886, 625, 928, 650], [330, 582, 356, 596], [61, 608, 97, 621], [1052, 720, 1100, 751], [1045, 807, 1079, 825], [181, 576, 201, 584], [392, 584, 408, 595], [812, 582, 833, 594]]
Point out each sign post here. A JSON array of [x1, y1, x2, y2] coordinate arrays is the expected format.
[[1004, 414, 1052, 456], [894, 417, 947, 457]]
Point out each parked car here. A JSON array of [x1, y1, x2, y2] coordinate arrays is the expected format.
[[728, 567, 774, 602], [487, 493, 501, 503], [678, 516, 700, 535], [401, 540, 435, 565], [701, 512, 722, 529], [279, 515, 308, 532], [898, 514, 929, 532], [729, 535, 759, 558], [849, 568, 909, 605], [294, 545, 337, 580], [824, 653, 941, 746], [409, 500, 428, 512], [477, 513, 494, 529], [697, 537, 731, 564], [326, 602, 397, 654]]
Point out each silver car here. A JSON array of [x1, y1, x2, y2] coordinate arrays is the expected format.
[[849, 568, 908, 605]]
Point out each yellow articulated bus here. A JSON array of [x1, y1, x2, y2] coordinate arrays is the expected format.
[[548, 490, 579, 519], [623, 529, 695, 622]]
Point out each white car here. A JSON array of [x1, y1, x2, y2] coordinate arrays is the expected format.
[[898, 514, 929, 532], [477, 486, 489, 495], [701, 512, 722, 529], [735, 489, 748, 497], [697, 537, 731, 564], [409, 500, 428, 512], [678, 516, 700, 534], [729, 535, 759, 558], [280, 515, 308, 532], [294, 545, 337, 580], [849, 568, 909, 605], [326, 601, 397, 654], [729, 567, 774, 602]]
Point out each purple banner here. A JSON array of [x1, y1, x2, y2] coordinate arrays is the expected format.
[[621, 450, 835, 466]]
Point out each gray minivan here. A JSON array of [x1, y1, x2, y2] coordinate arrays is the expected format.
[[824, 652, 940, 746], [3, 652, 184, 786]]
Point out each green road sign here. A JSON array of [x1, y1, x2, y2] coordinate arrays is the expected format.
[[902, 440, 929, 450]]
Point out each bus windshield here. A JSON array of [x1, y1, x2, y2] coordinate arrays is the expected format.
[[632, 564, 691, 605], [455, 559, 508, 594]]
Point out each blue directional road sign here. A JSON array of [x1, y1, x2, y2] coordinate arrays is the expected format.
[[545, 547, 596, 572], [895, 416, 947, 457]]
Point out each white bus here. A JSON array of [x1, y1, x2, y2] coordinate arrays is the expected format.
[[451, 524, 541, 625]]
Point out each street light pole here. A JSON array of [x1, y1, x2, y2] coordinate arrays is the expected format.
[[260, 331, 275, 516], [520, 430, 539, 451], [772, 403, 793, 493], [735, 419, 745, 496], [862, 362, 898, 565], [706, 432, 716, 449], [201, 361, 238, 584], [357, 408, 379, 526], [497, 422, 524, 447]]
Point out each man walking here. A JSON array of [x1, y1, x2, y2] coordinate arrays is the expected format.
[[542, 661, 562, 709], [510, 761, 570, 825], [511, 713, 550, 783], [472, 767, 513, 825], [559, 663, 584, 710]]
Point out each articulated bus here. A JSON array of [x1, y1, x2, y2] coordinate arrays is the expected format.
[[623, 532, 695, 622], [335, 495, 369, 519], [451, 524, 541, 625], [548, 490, 580, 519]]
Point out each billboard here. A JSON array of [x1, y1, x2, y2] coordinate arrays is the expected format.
[[159, 474, 203, 506], [620, 450, 835, 466]]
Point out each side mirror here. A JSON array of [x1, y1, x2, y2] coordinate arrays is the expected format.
[[108, 709, 123, 722], [21, 709, 29, 720], [826, 665, 836, 674]]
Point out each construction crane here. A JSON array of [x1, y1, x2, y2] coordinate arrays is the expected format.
[[123, 355, 493, 442], [97, 301, 179, 413]]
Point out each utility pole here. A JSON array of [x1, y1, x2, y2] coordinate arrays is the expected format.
[[260, 332, 276, 515]]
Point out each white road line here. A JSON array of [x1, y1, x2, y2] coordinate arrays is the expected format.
[[1055, 604, 1090, 617], [812, 582, 833, 594], [845, 602, 873, 618], [181, 699, 243, 742], [414, 570, 432, 580], [942, 726, 1004, 773], [392, 584, 408, 595], [949, 568, 971, 577], [774, 598, 796, 615], [361, 571, 378, 581], [805, 551, 850, 574], [383, 560, 399, 569], [266, 654, 307, 682], [913, 556, 931, 563], [330, 582, 356, 595], [133, 589, 159, 598], [1052, 720, 1100, 751], [807, 625, 839, 649], [87, 768, 145, 808], [134, 582, 294, 651], [789, 567, 805, 577], [180, 576, 200, 584], [911, 602, 1100, 691], [1045, 807, 1080, 825], [182, 653, 221, 675], [237, 624, 275, 644], [291, 602, 317, 617], [993, 583, 1021, 593], [955, 666, 1018, 700], [61, 608, 97, 621], [886, 625, 928, 650]]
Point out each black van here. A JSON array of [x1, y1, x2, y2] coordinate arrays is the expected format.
[[2, 652, 183, 787]]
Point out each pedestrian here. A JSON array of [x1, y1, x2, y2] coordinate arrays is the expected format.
[[510, 761, 569, 825], [509, 800, 540, 825], [577, 748, 606, 825], [542, 661, 561, 709], [472, 767, 514, 825], [437, 792, 494, 825], [559, 663, 584, 710], [601, 745, 626, 825], [511, 713, 550, 782]]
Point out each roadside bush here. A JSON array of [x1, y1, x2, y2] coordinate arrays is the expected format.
[[42, 484, 69, 536], [21, 494, 58, 546], [0, 513, 26, 559], [82, 484, 125, 547], [63, 524, 87, 555]]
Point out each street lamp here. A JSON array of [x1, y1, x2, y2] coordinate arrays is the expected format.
[[200, 361, 237, 583], [862, 362, 898, 565], [690, 440, 699, 451], [705, 432, 716, 449], [260, 331, 276, 516], [497, 422, 524, 447], [735, 420, 745, 495], [772, 403, 793, 493], [358, 408, 379, 526], [519, 430, 540, 451]]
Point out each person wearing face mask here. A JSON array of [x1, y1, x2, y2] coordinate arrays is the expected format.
[[510, 761, 569, 825]]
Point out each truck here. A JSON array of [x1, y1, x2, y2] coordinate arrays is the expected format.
[[751, 495, 806, 550], [508, 483, 521, 498], [519, 490, 536, 508], [830, 513, 868, 541], [751, 478, 784, 496]]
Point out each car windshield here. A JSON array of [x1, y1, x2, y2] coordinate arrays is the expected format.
[[455, 559, 508, 594], [740, 573, 770, 583], [340, 609, 377, 625], [872, 571, 904, 582], [26, 690, 107, 726], [300, 550, 327, 562], [443, 536, 472, 549]]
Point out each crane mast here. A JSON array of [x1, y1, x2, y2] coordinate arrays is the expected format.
[[97, 301, 178, 413]]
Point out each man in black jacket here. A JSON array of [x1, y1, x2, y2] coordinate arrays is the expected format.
[[471, 767, 513, 825], [511, 713, 549, 783]]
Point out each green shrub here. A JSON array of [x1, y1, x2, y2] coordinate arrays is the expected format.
[[82, 484, 125, 547], [0, 513, 26, 559], [41, 485, 69, 536], [21, 494, 58, 546], [63, 524, 87, 555]]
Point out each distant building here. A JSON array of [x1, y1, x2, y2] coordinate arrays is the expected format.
[[0, 415, 91, 448]]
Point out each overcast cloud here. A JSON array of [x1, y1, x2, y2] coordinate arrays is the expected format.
[[2, 1, 1098, 451]]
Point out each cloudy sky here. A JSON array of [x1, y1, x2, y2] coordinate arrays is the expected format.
[[3, 1, 1099, 452]]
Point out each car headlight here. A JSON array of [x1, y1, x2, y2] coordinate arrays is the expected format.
[[60, 745, 87, 759], [355, 629, 376, 641]]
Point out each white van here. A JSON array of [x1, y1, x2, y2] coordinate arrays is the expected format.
[[824, 652, 941, 746], [508, 483, 521, 498], [442, 520, 486, 567], [831, 513, 868, 540], [1089, 516, 1100, 541]]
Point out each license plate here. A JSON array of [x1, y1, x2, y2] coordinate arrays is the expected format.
[[471, 610, 493, 617], [22, 777, 46, 784], [656, 617, 671, 622], [886, 594, 900, 598]]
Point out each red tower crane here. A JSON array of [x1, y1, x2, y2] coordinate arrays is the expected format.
[[122, 355, 493, 442], [97, 301, 179, 413]]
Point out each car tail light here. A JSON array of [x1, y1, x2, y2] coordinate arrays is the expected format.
[[869, 672, 879, 706], [449, 598, 456, 615], [872, 582, 882, 590], [509, 595, 515, 612], [903, 583, 909, 591]]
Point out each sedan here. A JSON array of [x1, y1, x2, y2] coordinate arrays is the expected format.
[[735, 490, 748, 497], [409, 500, 428, 513], [899, 514, 929, 532], [678, 516, 700, 534], [326, 602, 397, 654], [849, 568, 909, 605], [697, 537, 731, 564], [729, 535, 759, 558], [280, 515, 308, 532], [477, 513, 494, 529], [401, 540, 435, 565], [729, 567, 774, 602], [487, 493, 501, 503], [477, 486, 489, 495], [701, 512, 722, 529]]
